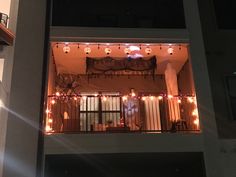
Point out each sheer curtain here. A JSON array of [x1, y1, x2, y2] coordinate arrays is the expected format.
[[164, 63, 181, 122]]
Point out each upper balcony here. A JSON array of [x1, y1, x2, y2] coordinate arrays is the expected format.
[[44, 42, 200, 135]]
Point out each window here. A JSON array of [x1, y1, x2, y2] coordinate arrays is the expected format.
[[225, 75, 236, 120], [79, 93, 121, 131]]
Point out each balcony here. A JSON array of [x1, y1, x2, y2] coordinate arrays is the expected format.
[[45, 42, 200, 134], [45, 93, 199, 134]]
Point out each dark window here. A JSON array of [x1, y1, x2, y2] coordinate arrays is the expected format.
[[225, 75, 236, 120], [52, 0, 186, 28], [213, 0, 236, 29], [45, 153, 207, 177]]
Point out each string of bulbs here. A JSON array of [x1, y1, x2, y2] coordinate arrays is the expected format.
[[55, 42, 183, 55]]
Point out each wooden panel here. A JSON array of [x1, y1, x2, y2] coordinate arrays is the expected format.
[[0, 23, 14, 45]]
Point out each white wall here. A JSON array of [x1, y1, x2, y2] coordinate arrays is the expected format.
[[0, 0, 11, 16], [0, 59, 4, 82]]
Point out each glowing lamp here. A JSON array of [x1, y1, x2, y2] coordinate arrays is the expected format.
[[122, 96, 128, 101], [55, 92, 60, 97], [158, 96, 163, 100], [168, 47, 174, 55], [145, 47, 152, 55], [124, 47, 131, 55], [105, 47, 112, 55], [150, 96, 154, 100], [63, 45, 70, 54], [84, 47, 91, 54]]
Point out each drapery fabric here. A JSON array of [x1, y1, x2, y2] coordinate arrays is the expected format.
[[86, 56, 157, 74], [164, 63, 181, 121]]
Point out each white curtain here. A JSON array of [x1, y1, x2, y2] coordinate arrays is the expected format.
[[164, 63, 181, 122], [144, 98, 161, 130]]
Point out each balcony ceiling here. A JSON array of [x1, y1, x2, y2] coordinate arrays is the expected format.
[[51, 42, 188, 75]]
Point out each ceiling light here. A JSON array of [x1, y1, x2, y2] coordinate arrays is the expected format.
[[84, 47, 91, 55], [145, 47, 152, 55], [124, 47, 131, 55], [168, 47, 174, 55], [105, 47, 112, 55], [63, 44, 70, 54]]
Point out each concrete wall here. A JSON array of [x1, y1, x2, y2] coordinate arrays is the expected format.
[[45, 133, 204, 154], [2, 0, 47, 177], [198, 0, 236, 139]]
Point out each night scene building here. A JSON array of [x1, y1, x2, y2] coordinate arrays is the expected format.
[[0, 0, 236, 177]]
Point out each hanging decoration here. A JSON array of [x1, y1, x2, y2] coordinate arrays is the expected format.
[[104, 47, 112, 55], [63, 43, 70, 54], [124, 47, 131, 55], [84, 47, 91, 54], [86, 56, 157, 75], [168, 47, 174, 55], [145, 47, 152, 55]]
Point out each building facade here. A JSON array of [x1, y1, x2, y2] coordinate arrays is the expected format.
[[0, 0, 235, 177]]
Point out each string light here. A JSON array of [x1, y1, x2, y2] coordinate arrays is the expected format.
[[84, 47, 91, 55], [51, 99, 56, 104], [55, 92, 60, 97], [102, 96, 107, 101], [124, 47, 131, 55], [142, 97, 146, 101], [158, 95, 163, 100], [122, 96, 128, 101], [105, 47, 112, 55], [48, 119, 53, 123], [168, 47, 174, 55], [150, 96, 154, 100], [45, 109, 50, 114], [167, 95, 173, 99], [145, 47, 152, 55], [63, 43, 70, 54]]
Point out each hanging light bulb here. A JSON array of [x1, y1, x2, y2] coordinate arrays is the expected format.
[[145, 47, 152, 55], [55, 92, 60, 97], [141, 96, 146, 101], [168, 47, 174, 55], [63, 43, 70, 54], [158, 95, 163, 100], [105, 47, 112, 55], [84, 47, 91, 55], [51, 99, 56, 104], [122, 96, 128, 101], [124, 47, 131, 55]]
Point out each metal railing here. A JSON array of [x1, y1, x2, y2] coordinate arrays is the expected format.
[[45, 94, 200, 134]]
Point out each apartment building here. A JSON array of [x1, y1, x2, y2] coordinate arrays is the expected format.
[[0, 0, 235, 177]]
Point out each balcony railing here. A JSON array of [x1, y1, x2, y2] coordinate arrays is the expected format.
[[44, 93, 200, 134]]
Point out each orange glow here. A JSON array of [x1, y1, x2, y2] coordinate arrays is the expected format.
[[48, 119, 53, 123], [45, 125, 52, 132], [45, 109, 50, 114], [150, 96, 154, 100], [122, 96, 128, 101], [187, 97, 194, 103], [102, 96, 107, 101], [177, 99, 181, 103], [82, 96, 87, 100], [55, 92, 60, 96], [51, 99, 56, 104], [141, 97, 146, 101], [168, 95, 173, 99], [158, 96, 163, 100], [194, 118, 199, 127]]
